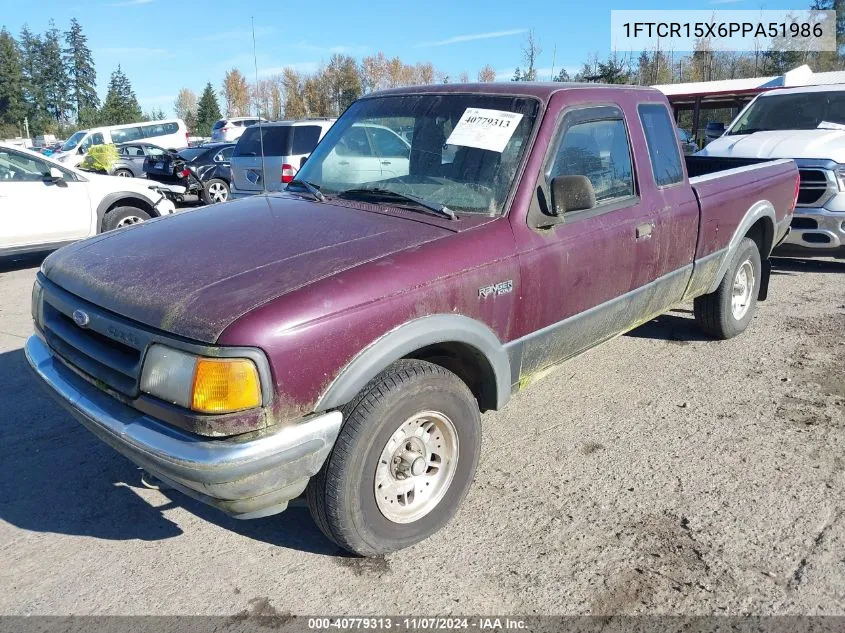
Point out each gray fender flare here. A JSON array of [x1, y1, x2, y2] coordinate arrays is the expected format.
[[706, 199, 776, 294], [96, 192, 157, 230], [315, 314, 512, 412]]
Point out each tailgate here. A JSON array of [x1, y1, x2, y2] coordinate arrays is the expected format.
[[690, 158, 798, 258], [144, 155, 176, 178], [232, 157, 281, 192]]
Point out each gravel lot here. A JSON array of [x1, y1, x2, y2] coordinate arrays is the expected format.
[[1, 253, 843, 616]]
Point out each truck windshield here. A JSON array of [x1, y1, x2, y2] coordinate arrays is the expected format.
[[295, 94, 540, 215], [728, 90, 845, 135], [61, 131, 86, 152]]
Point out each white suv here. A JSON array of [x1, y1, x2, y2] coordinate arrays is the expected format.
[[210, 117, 268, 143], [0, 143, 176, 257], [230, 119, 335, 198]]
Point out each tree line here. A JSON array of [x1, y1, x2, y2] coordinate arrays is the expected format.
[[2, 3, 842, 140], [0, 19, 169, 139]]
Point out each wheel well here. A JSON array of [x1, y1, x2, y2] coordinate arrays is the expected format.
[[405, 342, 497, 412], [101, 197, 156, 230], [745, 217, 774, 259]]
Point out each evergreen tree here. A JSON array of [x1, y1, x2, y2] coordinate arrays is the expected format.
[[64, 18, 99, 125], [553, 68, 571, 82], [195, 83, 222, 136], [19, 25, 47, 132], [99, 65, 142, 125], [41, 21, 72, 125], [0, 28, 26, 130]]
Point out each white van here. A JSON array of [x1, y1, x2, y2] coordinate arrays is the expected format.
[[53, 119, 188, 167]]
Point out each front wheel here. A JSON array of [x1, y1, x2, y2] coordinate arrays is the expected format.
[[307, 359, 481, 556], [101, 206, 152, 231], [694, 237, 762, 339]]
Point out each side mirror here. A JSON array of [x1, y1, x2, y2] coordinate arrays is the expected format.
[[77, 146, 84, 154], [47, 167, 65, 182], [300, 155, 308, 168], [550, 175, 596, 216]]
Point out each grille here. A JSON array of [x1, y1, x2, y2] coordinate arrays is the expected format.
[[797, 169, 832, 206], [41, 296, 146, 397]]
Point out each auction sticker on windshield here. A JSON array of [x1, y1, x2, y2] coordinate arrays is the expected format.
[[446, 108, 524, 153]]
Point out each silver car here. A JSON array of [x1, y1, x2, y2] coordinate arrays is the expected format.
[[111, 142, 169, 178], [230, 119, 335, 198]]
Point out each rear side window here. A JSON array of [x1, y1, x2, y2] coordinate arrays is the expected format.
[[112, 127, 142, 143], [638, 104, 683, 187], [367, 126, 410, 159], [234, 126, 292, 157], [291, 125, 322, 154]]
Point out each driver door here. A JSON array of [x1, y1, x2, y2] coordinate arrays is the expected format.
[[0, 148, 92, 248]]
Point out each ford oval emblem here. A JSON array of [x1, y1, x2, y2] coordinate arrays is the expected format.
[[72, 309, 90, 328]]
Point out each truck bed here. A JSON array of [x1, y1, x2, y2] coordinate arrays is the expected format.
[[683, 156, 798, 299]]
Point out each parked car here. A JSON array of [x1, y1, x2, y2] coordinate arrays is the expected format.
[[26, 84, 797, 557], [698, 84, 845, 258], [0, 142, 176, 257], [210, 117, 267, 143], [704, 121, 726, 145], [321, 123, 411, 184], [143, 143, 235, 204], [677, 127, 698, 154], [52, 119, 188, 167], [111, 142, 169, 178], [40, 142, 64, 157], [230, 119, 335, 198]]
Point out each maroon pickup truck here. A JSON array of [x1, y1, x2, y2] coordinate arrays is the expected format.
[[26, 83, 798, 556]]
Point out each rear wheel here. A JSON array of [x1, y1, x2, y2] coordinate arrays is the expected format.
[[101, 206, 151, 232], [202, 179, 229, 205], [694, 237, 762, 339], [113, 169, 133, 178], [307, 359, 481, 556]]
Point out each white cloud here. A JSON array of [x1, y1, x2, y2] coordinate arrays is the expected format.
[[107, 0, 153, 6], [98, 47, 169, 56], [197, 27, 274, 42], [294, 41, 369, 56], [417, 28, 527, 48], [258, 62, 320, 77]]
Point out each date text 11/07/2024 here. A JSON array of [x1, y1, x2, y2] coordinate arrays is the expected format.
[[306, 617, 529, 630]]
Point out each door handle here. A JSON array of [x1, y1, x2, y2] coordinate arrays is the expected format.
[[636, 222, 654, 240], [380, 160, 392, 165], [338, 161, 350, 166]]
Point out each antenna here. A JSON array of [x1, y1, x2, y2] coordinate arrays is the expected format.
[[251, 16, 267, 194]]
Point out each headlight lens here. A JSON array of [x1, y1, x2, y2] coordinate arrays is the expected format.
[[31, 279, 43, 326], [140, 344, 262, 413], [836, 166, 845, 191]]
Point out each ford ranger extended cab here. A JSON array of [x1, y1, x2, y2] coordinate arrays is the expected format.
[[26, 84, 798, 556], [698, 84, 845, 257]]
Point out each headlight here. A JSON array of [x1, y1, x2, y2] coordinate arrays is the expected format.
[[140, 344, 262, 413], [835, 166, 845, 191], [31, 279, 43, 326]]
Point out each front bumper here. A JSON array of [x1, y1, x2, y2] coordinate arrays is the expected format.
[[779, 206, 845, 252], [25, 335, 342, 519]]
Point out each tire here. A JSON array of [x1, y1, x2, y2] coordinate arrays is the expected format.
[[694, 237, 762, 339], [101, 206, 151, 232], [202, 179, 229, 205], [307, 359, 481, 556], [113, 169, 133, 178]]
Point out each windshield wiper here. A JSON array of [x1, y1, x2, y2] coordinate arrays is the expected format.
[[728, 128, 767, 136], [338, 187, 456, 220], [286, 179, 325, 202]]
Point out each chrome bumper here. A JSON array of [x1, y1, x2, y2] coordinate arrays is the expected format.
[[782, 207, 845, 250], [25, 335, 342, 519]]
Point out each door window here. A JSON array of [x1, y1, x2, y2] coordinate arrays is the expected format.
[[0, 149, 51, 181], [214, 147, 234, 162], [366, 126, 411, 159], [549, 117, 635, 206], [81, 133, 104, 151], [335, 127, 372, 157], [124, 145, 145, 157], [638, 104, 683, 187]]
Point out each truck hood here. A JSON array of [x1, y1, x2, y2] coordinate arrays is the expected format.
[[699, 129, 845, 162], [42, 195, 453, 343]]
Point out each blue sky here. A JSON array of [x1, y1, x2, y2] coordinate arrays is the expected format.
[[0, 0, 805, 116]]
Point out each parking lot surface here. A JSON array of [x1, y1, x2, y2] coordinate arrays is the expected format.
[[1, 254, 843, 616]]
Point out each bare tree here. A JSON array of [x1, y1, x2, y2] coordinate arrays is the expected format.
[[521, 29, 542, 81], [173, 88, 197, 130], [221, 68, 250, 117]]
